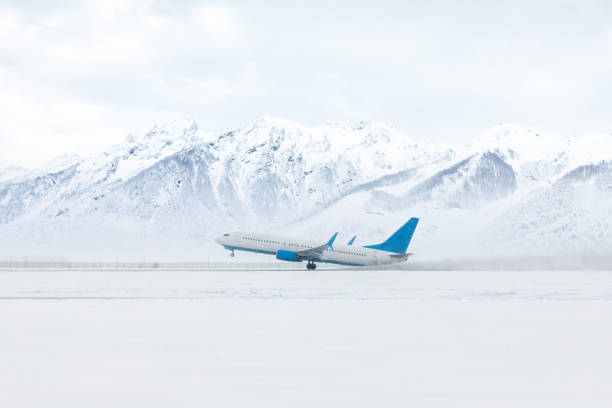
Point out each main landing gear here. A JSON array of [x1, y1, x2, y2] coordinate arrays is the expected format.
[[306, 261, 317, 270], [230, 250, 235, 257]]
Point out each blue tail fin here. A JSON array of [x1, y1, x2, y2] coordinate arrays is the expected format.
[[363, 218, 419, 254]]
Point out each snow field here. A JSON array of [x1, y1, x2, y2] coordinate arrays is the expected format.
[[1, 269, 612, 407]]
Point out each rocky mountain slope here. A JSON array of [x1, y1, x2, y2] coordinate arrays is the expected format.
[[1, 116, 611, 260]]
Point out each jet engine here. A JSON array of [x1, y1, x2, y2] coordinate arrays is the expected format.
[[276, 249, 298, 262]]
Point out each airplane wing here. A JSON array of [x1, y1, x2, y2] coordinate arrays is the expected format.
[[295, 232, 338, 261]]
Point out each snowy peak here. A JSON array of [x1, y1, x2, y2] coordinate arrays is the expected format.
[[240, 116, 417, 153], [474, 124, 574, 156], [555, 161, 612, 189], [402, 152, 516, 208], [0, 166, 28, 183], [142, 114, 200, 143], [203, 116, 452, 224], [1, 115, 612, 257], [248, 115, 305, 132], [473, 124, 612, 183], [76, 115, 207, 186], [39, 154, 83, 173]]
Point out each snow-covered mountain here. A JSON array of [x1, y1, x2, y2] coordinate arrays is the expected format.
[[1, 116, 611, 260]]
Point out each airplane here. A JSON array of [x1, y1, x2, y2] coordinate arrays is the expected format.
[[214, 218, 419, 269]]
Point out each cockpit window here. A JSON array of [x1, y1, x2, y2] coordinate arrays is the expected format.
[[223, 233, 230, 236]]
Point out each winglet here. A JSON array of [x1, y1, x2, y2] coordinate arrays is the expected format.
[[326, 232, 338, 250], [347, 235, 356, 245]]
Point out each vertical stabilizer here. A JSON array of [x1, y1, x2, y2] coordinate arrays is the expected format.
[[363, 218, 419, 254]]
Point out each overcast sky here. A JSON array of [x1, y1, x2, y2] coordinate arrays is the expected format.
[[1, 0, 612, 167]]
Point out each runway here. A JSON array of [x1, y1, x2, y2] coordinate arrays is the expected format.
[[2, 268, 612, 300], [1, 269, 612, 407]]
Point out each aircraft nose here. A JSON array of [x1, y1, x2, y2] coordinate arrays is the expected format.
[[214, 234, 229, 244]]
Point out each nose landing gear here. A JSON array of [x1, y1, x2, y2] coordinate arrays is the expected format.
[[230, 250, 235, 257], [306, 261, 317, 270]]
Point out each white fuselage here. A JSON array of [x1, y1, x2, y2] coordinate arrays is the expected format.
[[215, 232, 407, 266]]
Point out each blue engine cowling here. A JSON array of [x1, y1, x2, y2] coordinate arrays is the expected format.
[[276, 249, 298, 262]]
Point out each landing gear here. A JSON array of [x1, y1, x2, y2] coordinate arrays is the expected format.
[[306, 261, 317, 270], [230, 250, 235, 257]]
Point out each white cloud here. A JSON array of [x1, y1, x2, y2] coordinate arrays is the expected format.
[[0, 2, 251, 166], [192, 4, 239, 39], [1, 1, 612, 167]]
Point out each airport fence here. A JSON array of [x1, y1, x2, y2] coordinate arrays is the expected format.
[[0, 260, 332, 270]]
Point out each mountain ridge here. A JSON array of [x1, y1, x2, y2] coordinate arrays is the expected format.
[[1, 115, 610, 260]]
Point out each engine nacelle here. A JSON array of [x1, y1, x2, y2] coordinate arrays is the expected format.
[[276, 249, 298, 262]]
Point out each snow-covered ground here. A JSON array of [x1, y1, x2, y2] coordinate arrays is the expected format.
[[1, 269, 612, 407]]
